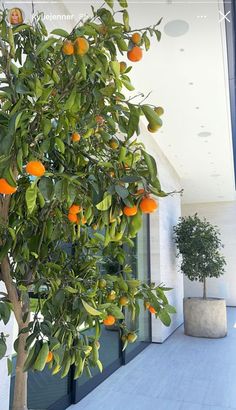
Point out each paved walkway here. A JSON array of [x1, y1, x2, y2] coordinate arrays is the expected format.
[[68, 308, 236, 410]]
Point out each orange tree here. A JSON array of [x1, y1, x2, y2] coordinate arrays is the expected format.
[[0, 1, 176, 409]]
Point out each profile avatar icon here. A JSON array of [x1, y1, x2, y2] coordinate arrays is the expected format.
[[9, 8, 24, 25]]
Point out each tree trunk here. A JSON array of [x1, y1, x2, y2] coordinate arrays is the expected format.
[[203, 277, 207, 299], [12, 329, 28, 410]]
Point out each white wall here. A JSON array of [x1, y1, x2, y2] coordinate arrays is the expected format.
[[182, 201, 236, 306], [0, 284, 15, 410], [138, 124, 184, 342]]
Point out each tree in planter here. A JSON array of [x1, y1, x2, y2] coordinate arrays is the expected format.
[[0, 1, 177, 409], [173, 213, 226, 299]]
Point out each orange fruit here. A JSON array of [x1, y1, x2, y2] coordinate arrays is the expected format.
[[107, 291, 116, 301], [131, 33, 141, 45], [62, 40, 74, 55], [98, 278, 107, 289], [95, 115, 104, 125], [140, 197, 158, 213], [119, 296, 129, 306], [154, 106, 164, 116], [145, 302, 150, 309], [123, 205, 138, 217], [103, 315, 116, 326], [26, 161, 45, 177], [120, 61, 127, 73], [68, 213, 78, 223], [147, 123, 162, 133], [46, 351, 53, 363], [149, 306, 157, 314], [0, 178, 17, 195], [127, 46, 143, 62], [72, 132, 81, 142], [69, 204, 82, 214], [135, 188, 145, 196], [109, 139, 119, 150], [74, 37, 89, 56]]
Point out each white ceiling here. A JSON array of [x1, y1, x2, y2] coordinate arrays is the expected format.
[[9, 0, 236, 204]]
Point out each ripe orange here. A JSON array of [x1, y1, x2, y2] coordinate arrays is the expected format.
[[68, 213, 78, 223], [119, 296, 129, 306], [123, 205, 138, 217], [120, 61, 127, 73], [140, 197, 158, 213], [131, 33, 141, 45], [71, 132, 81, 142], [149, 306, 157, 314], [62, 40, 74, 55], [95, 115, 104, 125], [25, 161, 45, 177], [127, 46, 143, 62], [46, 351, 53, 363], [0, 178, 17, 195], [69, 204, 82, 214], [103, 315, 116, 326], [147, 123, 162, 133], [74, 37, 89, 56]]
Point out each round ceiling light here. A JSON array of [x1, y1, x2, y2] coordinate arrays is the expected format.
[[164, 20, 189, 37], [197, 131, 212, 137]]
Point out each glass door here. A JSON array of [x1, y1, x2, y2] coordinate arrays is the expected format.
[[123, 214, 151, 364]]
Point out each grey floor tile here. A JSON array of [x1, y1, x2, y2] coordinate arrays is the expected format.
[[68, 308, 236, 410]]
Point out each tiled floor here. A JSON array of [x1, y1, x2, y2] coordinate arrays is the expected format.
[[68, 308, 236, 410]]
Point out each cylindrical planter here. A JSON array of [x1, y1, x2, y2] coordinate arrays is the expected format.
[[183, 297, 227, 338]]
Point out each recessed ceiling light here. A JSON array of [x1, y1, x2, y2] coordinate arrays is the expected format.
[[198, 131, 212, 137], [164, 20, 189, 37]]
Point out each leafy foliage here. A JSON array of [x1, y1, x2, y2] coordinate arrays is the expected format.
[[173, 214, 226, 296], [0, 0, 176, 382]]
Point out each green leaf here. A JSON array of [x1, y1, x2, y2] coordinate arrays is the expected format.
[[0, 302, 11, 325], [110, 61, 120, 78], [81, 300, 102, 316], [55, 137, 65, 154], [0, 339, 7, 360], [97, 359, 103, 372], [25, 185, 38, 214], [35, 38, 57, 56], [104, 0, 114, 8], [118, 0, 128, 7], [50, 28, 69, 37], [76, 56, 86, 80], [122, 78, 135, 91], [141, 105, 162, 127], [0, 239, 11, 263], [115, 185, 129, 199], [165, 305, 176, 314], [141, 150, 157, 182], [39, 177, 54, 201], [159, 309, 171, 326], [96, 193, 112, 211], [154, 29, 162, 42], [123, 10, 130, 31], [143, 32, 150, 51], [127, 104, 140, 138]]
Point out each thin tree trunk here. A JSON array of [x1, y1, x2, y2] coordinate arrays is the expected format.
[[1, 192, 29, 410], [203, 277, 207, 299], [12, 327, 29, 410]]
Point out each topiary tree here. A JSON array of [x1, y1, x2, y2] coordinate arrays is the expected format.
[[0, 1, 177, 409], [173, 213, 226, 300]]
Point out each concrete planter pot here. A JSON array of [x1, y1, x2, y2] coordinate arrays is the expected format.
[[183, 297, 227, 338]]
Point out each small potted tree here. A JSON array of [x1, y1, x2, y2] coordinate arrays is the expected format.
[[173, 213, 227, 338]]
